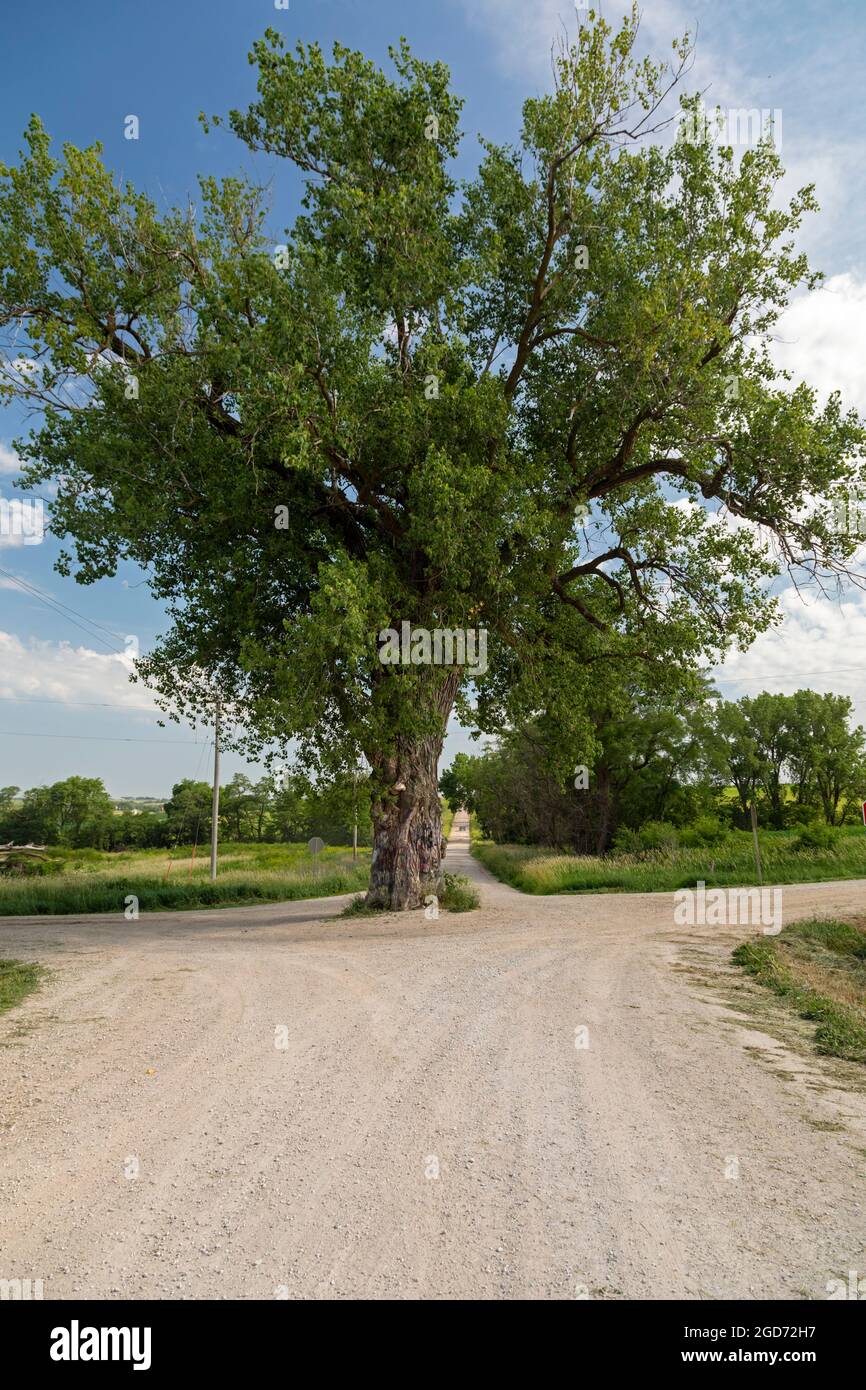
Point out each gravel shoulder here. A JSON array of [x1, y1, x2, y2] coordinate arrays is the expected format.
[[1, 826, 865, 1300]]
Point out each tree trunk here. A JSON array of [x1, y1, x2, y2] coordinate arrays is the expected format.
[[594, 764, 613, 855], [365, 674, 457, 911]]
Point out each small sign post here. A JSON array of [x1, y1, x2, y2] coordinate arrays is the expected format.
[[861, 800, 866, 830]]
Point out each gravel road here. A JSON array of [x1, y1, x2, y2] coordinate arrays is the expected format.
[[1, 824, 865, 1300]]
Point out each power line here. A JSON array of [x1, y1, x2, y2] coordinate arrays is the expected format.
[[0, 566, 129, 654], [0, 730, 206, 744], [711, 668, 866, 682], [1, 567, 125, 641], [0, 695, 160, 710], [0, 692, 228, 728]]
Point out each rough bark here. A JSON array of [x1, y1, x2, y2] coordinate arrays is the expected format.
[[365, 672, 458, 911], [595, 764, 613, 855]]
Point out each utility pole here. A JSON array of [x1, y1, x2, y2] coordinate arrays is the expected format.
[[210, 694, 221, 882]]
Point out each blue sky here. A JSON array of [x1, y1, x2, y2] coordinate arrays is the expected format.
[[1, 0, 865, 796]]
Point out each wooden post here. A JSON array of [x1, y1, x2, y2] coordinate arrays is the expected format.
[[210, 695, 221, 883], [750, 800, 762, 886]]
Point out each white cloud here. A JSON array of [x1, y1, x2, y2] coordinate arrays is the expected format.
[[0, 632, 156, 711], [772, 136, 863, 259], [456, 0, 756, 102], [0, 443, 22, 475], [714, 585, 866, 726], [457, 0, 573, 83], [770, 273, 866, 415]]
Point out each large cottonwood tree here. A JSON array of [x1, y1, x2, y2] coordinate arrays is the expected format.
[[1, 8, 863, 907]]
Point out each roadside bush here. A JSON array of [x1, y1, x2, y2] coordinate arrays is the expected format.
[[437, 873, 479, 912], [794, 822, 839, 852], [679, 816, 727, 848], [638, 820, 680, 853], [611, 826, 642, 855], [611, 821, 679, 857]]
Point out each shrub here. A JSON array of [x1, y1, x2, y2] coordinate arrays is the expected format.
[[793, 822, 839, 852], [437, 873, 479, 912], [611, 826, 642, 855], [637, 820, 679, 853], [679, 815, 727, 848], [611, 821, 680, 857]]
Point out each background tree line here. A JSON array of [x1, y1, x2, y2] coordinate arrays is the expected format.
[[440, 687, 866, 852], [0, 769, 373, 851]]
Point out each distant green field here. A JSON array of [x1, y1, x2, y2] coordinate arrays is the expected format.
[[472, 827, 866, 895], [0, 842, 371, 916]]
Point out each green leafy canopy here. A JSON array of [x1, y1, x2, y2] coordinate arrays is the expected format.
[[1, 6, 863, 785]]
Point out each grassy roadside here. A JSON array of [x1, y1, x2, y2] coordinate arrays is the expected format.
[[733, 918, 866, 1063], [471, 832, 866, 895], [0, 843, 371, 916], [0, 867, 371, 916], [0, 959, 44, 1016]]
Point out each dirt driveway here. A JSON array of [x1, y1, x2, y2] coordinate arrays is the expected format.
[[1, 825, 865, 1300]]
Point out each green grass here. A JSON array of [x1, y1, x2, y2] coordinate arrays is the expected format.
[[0, 958, 44, 1015], [341, 872, 479, 917], [438, 872, 479, 912], [733, 917, 866, 1063], [0, 842, 371, 916], [472, 827, 866, 895], [341, 894, 376, 917]]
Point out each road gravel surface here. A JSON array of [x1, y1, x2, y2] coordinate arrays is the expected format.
[[1, 824, 865, 1299]]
